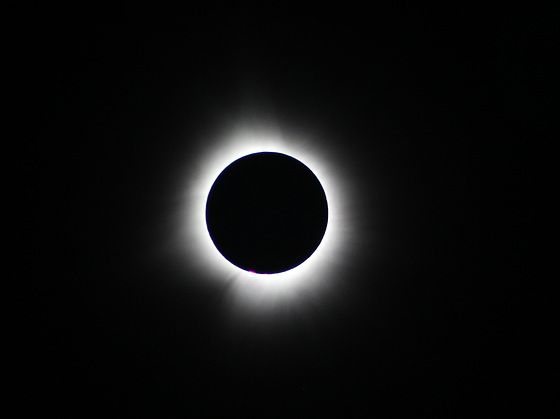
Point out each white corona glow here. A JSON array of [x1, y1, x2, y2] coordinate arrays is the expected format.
[[174, 122, 360, 315]]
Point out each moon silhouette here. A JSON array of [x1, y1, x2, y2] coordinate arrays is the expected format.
[[205, 152, 328, 274]]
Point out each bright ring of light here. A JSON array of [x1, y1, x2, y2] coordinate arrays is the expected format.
[[176, 123, 358, 314]]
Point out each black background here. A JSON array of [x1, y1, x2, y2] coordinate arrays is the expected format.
[[12, 3, 549, 416]]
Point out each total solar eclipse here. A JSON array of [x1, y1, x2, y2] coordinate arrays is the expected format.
[[205, 152, 328, 274]]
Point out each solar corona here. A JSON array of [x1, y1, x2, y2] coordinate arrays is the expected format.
[[176, 125, 358, 312]]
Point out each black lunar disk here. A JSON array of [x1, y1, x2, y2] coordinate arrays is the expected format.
[[205, 152, 328, 274]]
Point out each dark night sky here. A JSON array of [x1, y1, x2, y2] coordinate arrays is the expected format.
[[12, 4, 548, 416]]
